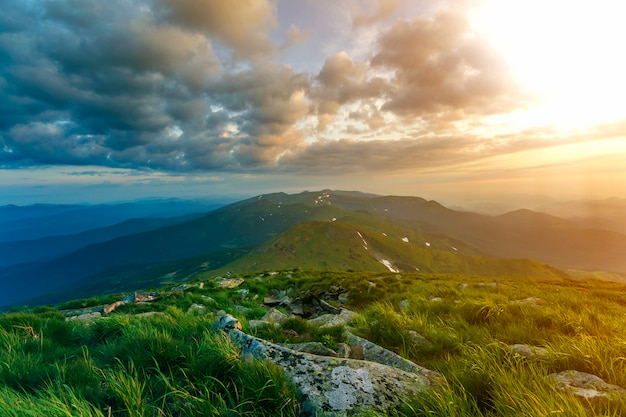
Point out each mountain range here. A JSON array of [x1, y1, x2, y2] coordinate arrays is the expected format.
[[1, 190, 625, 309]]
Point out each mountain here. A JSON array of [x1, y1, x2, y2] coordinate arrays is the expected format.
[[0, 214, 204, 267], [2, 190, 625, 309], [0, 198, 231, 242], [221, 220, 566, 280]]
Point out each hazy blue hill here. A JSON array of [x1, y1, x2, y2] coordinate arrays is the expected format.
[[0, 197, 347, 308], [0, 213, 204, 267], [0, 199, 229, 241]]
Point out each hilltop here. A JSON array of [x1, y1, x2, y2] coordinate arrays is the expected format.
[[2, 190, 626, 309]]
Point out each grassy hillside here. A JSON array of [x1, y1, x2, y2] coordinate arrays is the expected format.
[[222, 220, 568, 280], [2, 269, 626, 416]]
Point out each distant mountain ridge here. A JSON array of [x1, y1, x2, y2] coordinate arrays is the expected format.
[[2, 190, 625, 309]]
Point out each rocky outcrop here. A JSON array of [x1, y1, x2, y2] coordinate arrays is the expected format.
[[547, 370, 626, 400], [212, 314, 440, 416], [308, 309, 358, 329]]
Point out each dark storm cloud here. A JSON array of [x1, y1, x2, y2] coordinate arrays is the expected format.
[[0, 0, 313, 171]]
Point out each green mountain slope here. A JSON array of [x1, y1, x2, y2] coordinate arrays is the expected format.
[[220, 220, 567, 280]]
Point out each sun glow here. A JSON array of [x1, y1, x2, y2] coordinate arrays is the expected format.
[[474, 0, 626, 129]]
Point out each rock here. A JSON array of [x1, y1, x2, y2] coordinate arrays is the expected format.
[[201, 295, 215, 303], [338, 292, 349, 304], [288, 301, 304, 316], [261, 308, 289, 324], [318, 299, 342, 314], [511, 297, 544, 307], [546, 370, 626, 400], [60, 305, 105, 317], [335, 343, 351, 358], [458, 283, 469, 291], [197, 282, 204, 289], [238, 289, 249, 299], [187, 303, 207, 314], [216, 278, 244, 288], [343, 332, 440, 381], [264, 295, 281, 306], [212, 315, 439, 416], [408, 330, 433, 349], [103, 301, 125, 315], [122, 292, 161, 303], [65, 311, 102, 321], [287, 342, 338, 357], [234, 305, 250, 313], [134, 311, 165, 318], [399, 299, 410, 311], [428, 296, 443, 302], [211, 314, 242, 332], [309, 309, 358, 329], [509, 344, 549, 359], [171, 284, 191, 292]]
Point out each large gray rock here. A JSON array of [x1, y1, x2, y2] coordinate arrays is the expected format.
[[547, 370, 626, 400], [343, 332, 439, 380], [308, 309, 358, 329], [212, 314, 440, 416]]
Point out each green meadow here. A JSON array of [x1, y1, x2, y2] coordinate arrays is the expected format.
[[2, 270, 626, 416]]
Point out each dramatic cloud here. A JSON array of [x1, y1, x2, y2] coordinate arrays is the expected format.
[[1, 0, 621, 200], [0, 0, 311, 171], [371, 9, 529, 118]]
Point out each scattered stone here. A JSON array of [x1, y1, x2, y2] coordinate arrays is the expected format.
[[458, 283, 469, 291], [399, 299, 410, 311], [171, 283, 191, 292], [238, 289, 249, 299], [343, 332, 440, 381], [477, 282, 498, 288], [201, 295, 215, 303], [338, 292, 350, 304], [65, 311, 102, 321], [196, 282, 204, 289], [122, 292, 161, 303], [309, 309, 358, 329], [60, 305, 105, 317], [187, 303, 207, 314], [546, 370, 626, 400], [428, 296, 443, 302], [511, 297, 545, 307], [288, 301, 304, 316], [509, 344, 550, 359], [318, 299, 342, 314], [216, 278, 244, 288], [262, 308, 289, 324], [103, 301, 125, 315], [134, 311, 165, 318], [234, 305, 250, 313], [212, 314, 439, 417], [408, 330, 433, 349]]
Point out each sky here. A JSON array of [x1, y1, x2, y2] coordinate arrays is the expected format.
[[1, 0, 625, 205]]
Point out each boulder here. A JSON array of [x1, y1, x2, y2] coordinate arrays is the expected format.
[[171, 283, 191, 292], [343, 332, 439, 380], [509, 344, 549, 359], [187, 303, 207, 314], [216, 278, 244, 288], [546, 370, 626, 400], [308, 309, 358, 329], [408, 330, 433, 349], [262, 308, 289, 324], [122, 292, 161, 303], [60, 305, 105, 317], [212, 314, 440, 416], [65, 311, 102, 321]]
